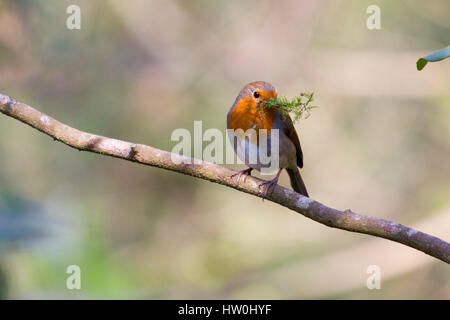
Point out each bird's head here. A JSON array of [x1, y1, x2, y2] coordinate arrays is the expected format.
[[233, 81, 278, 110]]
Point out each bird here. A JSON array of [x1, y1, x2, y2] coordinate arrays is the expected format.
[[227, 81, 308, 197]]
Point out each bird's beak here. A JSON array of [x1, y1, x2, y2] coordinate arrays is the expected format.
[[260, 89, 278, 101]]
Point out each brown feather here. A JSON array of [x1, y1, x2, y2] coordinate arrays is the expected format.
[[282, 114, 304, 168]]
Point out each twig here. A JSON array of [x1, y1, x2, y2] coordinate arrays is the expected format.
[[1, 93, 449, 264]]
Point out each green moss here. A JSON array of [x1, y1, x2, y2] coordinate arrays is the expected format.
[[262, 92, 319, 123]]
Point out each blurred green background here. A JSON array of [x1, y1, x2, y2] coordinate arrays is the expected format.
[[0, 0, 449, 299]]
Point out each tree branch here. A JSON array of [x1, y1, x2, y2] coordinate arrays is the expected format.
[[1, 93, 449, 264]]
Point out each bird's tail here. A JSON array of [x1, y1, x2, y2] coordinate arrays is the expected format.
[[286, 167, 309, 197]]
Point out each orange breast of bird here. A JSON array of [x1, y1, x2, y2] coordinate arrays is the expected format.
[[228, 96, 279, 141]]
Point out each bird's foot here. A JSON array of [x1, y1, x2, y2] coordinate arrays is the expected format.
[[259, 178, 278, 198], [258, 169, 282, 198], [231, 168, 253, 188]]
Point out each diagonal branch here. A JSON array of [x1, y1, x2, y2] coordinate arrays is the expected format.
[[1, 93, 449, 264]]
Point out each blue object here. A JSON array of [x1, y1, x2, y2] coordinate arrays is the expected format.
[[417, 46, 450, 70]]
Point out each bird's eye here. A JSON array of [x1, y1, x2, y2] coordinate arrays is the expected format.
[[253, 91, 260, 98]]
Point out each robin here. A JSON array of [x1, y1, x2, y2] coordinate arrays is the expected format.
[[227, 81, 309, 197]]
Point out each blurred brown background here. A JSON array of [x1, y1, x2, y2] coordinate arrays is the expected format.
[[0, 0, 449, 299]]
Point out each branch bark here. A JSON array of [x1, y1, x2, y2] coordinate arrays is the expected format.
[[1, 93, 449, 264]]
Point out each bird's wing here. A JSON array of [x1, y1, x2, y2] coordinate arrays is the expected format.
[[282, 114, 304, 168]]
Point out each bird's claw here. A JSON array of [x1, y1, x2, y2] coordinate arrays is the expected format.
[[231, 168, 253, 188], [258, 178, 278, 198]]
